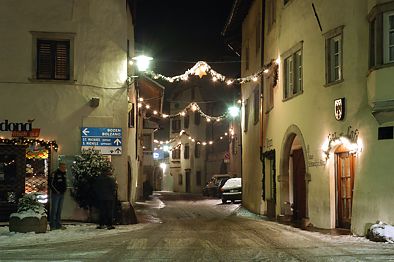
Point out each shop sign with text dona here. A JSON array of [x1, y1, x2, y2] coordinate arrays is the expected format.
[[81, 127, 122, 155]]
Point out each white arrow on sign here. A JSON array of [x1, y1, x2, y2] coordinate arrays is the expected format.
[[114, 138, 122, 145], [82, 128, 90, 136]]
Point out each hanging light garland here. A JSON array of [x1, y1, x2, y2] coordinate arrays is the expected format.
[[153, 128, 236, 152], [145, 59, 279, 85], [0, 137, 59, 151], [138, 99, 229, 122]]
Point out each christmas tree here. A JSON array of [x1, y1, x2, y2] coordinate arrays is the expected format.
[[71, 149, 112, 210]]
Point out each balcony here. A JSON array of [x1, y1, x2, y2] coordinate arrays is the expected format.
[[367, 66, 394, 124]]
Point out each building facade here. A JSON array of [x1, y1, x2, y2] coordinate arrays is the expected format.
[[0, 0, 140, 221], [225, 0, 394, 235]]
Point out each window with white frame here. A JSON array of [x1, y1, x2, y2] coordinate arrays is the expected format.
[[325, 26, 343, 84], [384, 12, 394, 63], [264, 73, 274, 112], [283, 43, 303, 100], [369, 5, 394, 68]]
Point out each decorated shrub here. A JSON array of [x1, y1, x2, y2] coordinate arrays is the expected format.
[[71, 149, 112, 210]]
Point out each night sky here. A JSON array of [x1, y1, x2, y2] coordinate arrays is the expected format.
[[134, 0, 240, 82]]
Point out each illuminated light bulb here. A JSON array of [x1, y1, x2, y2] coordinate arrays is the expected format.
[[237, 99, 242, 104], [153, 110, 158, 115], [275, 57, 281, 65], [154, 139, 159, 143], [209, 141, 213, 145], [139, 97, 144, 102], [128, 60, 134, 66], [226, 80, 233, 85], [252, 76, 258, 82], [160, 141, 163, 145], [192, 139, 195, 142], [225, 132, 228, 136], [162, 114, 168, 118], [188, 136, 192, 140], [191, 104, 198, 112], [202, 142, 207, 146], [263, 69, 269, 74], [138, 103, 142, 108], [206, 118, 211, 122], [220, 137, 223, 140], [146, 104, 150, 109], [169, 79, 174, 83], [216, 118, 221, 122], [180, 111, 186, 116], [178, 142, 181, 145], [212, 77, 217, 82]]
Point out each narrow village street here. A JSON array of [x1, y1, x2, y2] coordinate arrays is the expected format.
[[1, 192, 393, 261]]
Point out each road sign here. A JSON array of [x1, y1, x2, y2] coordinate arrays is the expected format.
[[224, 152, 230, 163], [81, 127, 122, 155]]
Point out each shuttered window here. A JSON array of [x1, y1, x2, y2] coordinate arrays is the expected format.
[[37, 40, 70, 80]]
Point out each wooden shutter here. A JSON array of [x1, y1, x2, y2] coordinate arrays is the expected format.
[[37, 39, 70, 80], [37, 40, 53, 79]]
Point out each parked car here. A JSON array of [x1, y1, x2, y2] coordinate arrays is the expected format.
[[202, 174, 231, 197], [216, 177, 229, 198], [221, 177, 242, 204]]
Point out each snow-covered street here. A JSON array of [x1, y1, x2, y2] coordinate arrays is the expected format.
[[1, 192, 394, 261]]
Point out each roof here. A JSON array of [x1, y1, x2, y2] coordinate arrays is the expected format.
[[222, 0, 253, 54]]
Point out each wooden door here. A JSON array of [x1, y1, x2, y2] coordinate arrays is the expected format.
[[292, 149, 306, 221], [185, 170, 191, 193], [336, 152, 355, 229]]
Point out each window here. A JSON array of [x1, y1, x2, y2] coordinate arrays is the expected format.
[[267, 0, 276, 31], [369, 5, 394, 68], [184, 115, 189, 129], [171, 118, 181, 133], [196, 171, 201, 186], [172, 147, 180, 160], [142, 134, 152, 151], [283, 43, 303, 100], [256, 16, 261, 53], [325, 26, 343, 84], [245, 41, 250, 71], [384, 12, 394, 63], [194, 112, 201, 125], [36, 39, 70, 80], [128, 103, 135, 128], [184, 144, 189, 159], [253, 87, 260, 124], [264, 73, 274, 112], [195, 143, 201, 158], [244, 98, 249, 132], [178, 174, 183, 185]]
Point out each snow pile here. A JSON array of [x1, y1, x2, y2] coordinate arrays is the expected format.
[[10, 193, 47, 220], [0, 223, 146, 247], [233, 206, 267, 221], [367, 221, 394, 243]]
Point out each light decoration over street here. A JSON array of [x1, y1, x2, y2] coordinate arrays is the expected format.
[[138, 99, 230, 122], [153, 128, 236, 152], [144, 59, 279, 85]]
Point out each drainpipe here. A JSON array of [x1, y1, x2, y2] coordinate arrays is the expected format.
[[260, 0, 267, 203]]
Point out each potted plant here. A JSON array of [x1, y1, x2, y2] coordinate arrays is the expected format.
[[9, 193, 47, 233]]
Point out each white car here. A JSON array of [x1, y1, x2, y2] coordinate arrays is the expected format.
[[220, 177, 242, 204]]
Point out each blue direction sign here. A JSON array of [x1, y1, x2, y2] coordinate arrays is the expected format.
[[81, 127, 122, 155]]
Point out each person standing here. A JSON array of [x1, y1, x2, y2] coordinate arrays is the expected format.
[[93, 168, 117, 230], [49, 162, 67, 230]]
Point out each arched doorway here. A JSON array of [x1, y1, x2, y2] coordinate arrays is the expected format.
[[280, 125, 309, 224]]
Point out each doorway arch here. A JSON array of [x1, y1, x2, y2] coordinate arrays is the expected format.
[[279, 125, 310, 222]]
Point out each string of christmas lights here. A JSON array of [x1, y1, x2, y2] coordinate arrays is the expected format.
[[138, 99, 229, 122], [0, 137, 59, 151], [153, 127, 236, 152], [145, 59, 279, 85]]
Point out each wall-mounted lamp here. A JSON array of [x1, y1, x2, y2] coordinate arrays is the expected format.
[[90, 97, 100, 108]]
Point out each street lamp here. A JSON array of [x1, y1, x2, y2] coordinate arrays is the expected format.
[[228, 105, 240, 118], [132, 55, 153, 72]]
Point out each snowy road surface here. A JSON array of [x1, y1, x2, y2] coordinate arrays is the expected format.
[[0, 192, 393, 261]]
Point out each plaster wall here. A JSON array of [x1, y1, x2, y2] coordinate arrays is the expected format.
[[261, 0, 394, 234], [240, 0, 263, 214], [0, 0, 138, 220]]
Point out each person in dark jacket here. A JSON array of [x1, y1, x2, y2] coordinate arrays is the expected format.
[[93, 168, 117, 230], [49, 162, 67, 230]]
